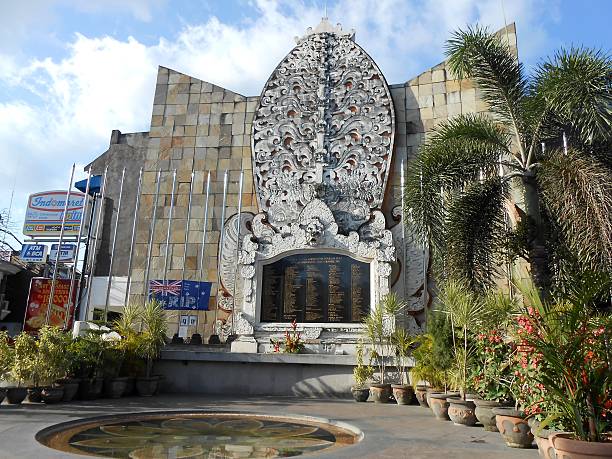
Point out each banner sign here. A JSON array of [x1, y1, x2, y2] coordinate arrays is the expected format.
[[49, 243, 77, 263], [23, 190, 88, 237], [24, 278, 77, 332], [148, 280, 211, 310], [20, 244, 49, 262]]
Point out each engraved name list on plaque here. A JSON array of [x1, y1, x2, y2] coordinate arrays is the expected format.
[[260, 253, 370, 324]]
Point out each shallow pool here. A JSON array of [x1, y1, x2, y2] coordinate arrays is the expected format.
[[36, 411, 361, 458]]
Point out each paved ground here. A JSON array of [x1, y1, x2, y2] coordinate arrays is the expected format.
[[0, 395, 538, 458]]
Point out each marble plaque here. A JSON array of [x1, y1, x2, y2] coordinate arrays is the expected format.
[[260, 253, 370, 323]]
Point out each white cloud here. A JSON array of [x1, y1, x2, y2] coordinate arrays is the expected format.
[[0, 0, 556, 238]]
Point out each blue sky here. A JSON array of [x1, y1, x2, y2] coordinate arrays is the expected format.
[[0, 0, 610, 244]]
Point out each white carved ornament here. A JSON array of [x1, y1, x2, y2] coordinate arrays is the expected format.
[[252, 27, 395, 232]]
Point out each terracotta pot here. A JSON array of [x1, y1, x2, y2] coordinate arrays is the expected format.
[[136, 376, 159, 397], [492, 408, 534, 448], [550, 433, 612, 459], [425, 387, 444, 407], [27, 386, 43, 403], [55, 378, 80, 402], [529, 419, 559, 459], [104, 377, 128, 399], [154, 375, 164, 395], [6, 387, 27, 404], [78, 378, 104, 400], [123, 377, 136, 396], [415, 385, 429, 407], [391, 384, 414, 405], [369, 384, 391, 403], [474, 399, 509, 432], [41, 386, 64, 404], [351, 387, 370, 402], [0, 388, 6, 404], [447, 397, 477, 426], [429, 393, 452, 420]]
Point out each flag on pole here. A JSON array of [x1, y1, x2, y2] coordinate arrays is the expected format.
[[148, 280, 211, 310]]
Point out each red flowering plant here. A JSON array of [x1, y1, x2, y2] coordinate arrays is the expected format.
[[469, 291, 518, 402], [514, 279, 611, 442], [270, 320, 304, 354]]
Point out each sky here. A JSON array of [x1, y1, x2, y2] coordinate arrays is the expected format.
[[0, 0, 610, 246]]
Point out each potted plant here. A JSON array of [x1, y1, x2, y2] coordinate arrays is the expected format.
[[351, 340, 373, 402], [6, 332, 36, 404], [270, 320, 304, 354], [55, 333, 81, 403], [390, 328, 416, 405], [470, 291, 517, 431], [364, 293, 405, 403], [516, 279, 612, 457], [0, 330, 13, 403], [136, 300, 167, 396], [35, 326, 69, 404], [72, 333, 105, 400], [410, 334, 438, 407], [437, 281, 484, 426], [101, 332, 128, 398]]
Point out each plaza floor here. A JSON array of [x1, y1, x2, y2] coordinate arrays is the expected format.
[[0, 395, 538, 459]]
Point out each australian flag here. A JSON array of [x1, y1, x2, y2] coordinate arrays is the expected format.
[[149, 280, 211, 310]]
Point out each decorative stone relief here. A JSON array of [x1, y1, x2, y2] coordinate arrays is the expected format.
[[252, 21, 395, 232]]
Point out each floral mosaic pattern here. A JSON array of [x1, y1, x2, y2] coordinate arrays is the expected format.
[[63, 415, 347, 458]]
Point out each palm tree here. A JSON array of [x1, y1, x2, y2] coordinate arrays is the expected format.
[[405, 26, 612, 292]]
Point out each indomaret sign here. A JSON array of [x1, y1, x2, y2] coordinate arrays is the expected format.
[[23, 190, 88, 237]]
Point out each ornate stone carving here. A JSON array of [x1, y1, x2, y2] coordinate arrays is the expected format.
[[252, 23, 395, 232]]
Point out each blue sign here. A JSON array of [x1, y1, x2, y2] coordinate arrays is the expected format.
[[148, 280, 212, 310], [49, 243, 77, 262], [20, 244, 48, 262]]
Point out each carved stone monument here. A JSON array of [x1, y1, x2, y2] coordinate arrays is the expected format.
[[226, 19, 398, 353]]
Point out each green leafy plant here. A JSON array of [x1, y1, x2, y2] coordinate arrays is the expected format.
[[69, 333, 105, 380], [409, 333, 444, 388], [514, 279, 611, 442], [391, 328, 417, 385], [137, 300, 168, 378], [270, 320, 304, 354], [404, 26, 612, 293], [10, 332, 36, 387], [0, 330, 13, 381], [35, 326, 71, 386], [363, 293, 406, 385], [427, 307, 455, 390], [353, 340, 374, 388]]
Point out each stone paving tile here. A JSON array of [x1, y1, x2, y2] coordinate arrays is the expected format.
[[0, 395, 538, 459]]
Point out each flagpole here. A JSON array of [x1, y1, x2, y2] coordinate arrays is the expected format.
[[212, 170, 228, 343], [65, 167, 92, 329], [199, 172, 212, 341], [83, 166, 108, 321], [162, 170, 177, 304], [47, 163, 76, 326], [124, 167, 143, 305], [230, 170, 244, 337], [178, 169, 195, 336], [103, 167, 126, 322], [143, 169, 162, 303]]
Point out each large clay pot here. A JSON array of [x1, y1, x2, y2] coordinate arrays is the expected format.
[[27, 386, 42, 403], [56, 378, 80, 402], [492, 407, 534, 448], [474, 399, 508, 432], [5, 387, 27, 404], [123, 377, 135, 396], [415, 385, 429, 407], [529, 419, 559, 459], [351, 387, 370, 402], [447, 397, 477, 426], [550, 433, 612, 459], [0, 388, 6, 404], [369, 384, 391, 403], [41, 386, 64, 404], [426, 387, 444, 407], [104, 377, 128, 399], [78, 378, 104, 400], [136, 376, 159, 397], [391, 384, 414, 405], [429, 393, 452, 420]]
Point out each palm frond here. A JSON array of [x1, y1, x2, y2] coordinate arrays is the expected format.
[[538, 149, 612, 273], [405, 114, 510, 256], [533, 47, 612, 148], [445, 26, 528, 157], [446, 177, 509, 291]]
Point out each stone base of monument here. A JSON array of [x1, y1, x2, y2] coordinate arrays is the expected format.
[[230, 336, 258, 353]]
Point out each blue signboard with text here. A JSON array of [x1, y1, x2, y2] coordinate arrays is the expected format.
[[148, 280, 212, 310], [20, 244, 48, 263]]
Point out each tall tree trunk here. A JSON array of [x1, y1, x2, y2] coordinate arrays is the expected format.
[[521, 173, 551, 294]]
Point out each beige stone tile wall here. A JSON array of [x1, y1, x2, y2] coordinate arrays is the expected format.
[[131, 66, 259, 337]]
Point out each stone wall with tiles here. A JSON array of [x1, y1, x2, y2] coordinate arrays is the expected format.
[[129, 66, 260, 337]]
